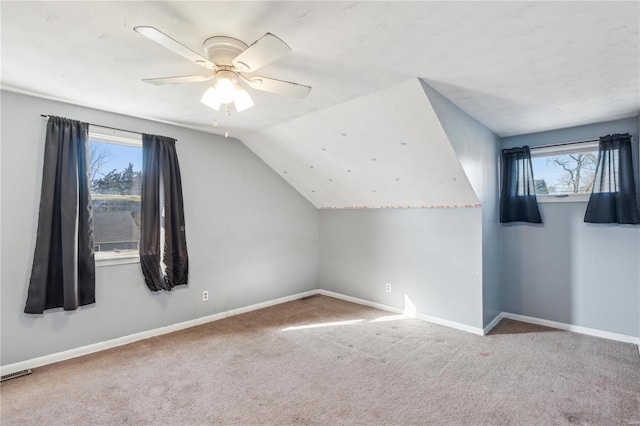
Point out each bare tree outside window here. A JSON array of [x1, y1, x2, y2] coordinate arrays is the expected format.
[[90, 142, 111, 182], [530, 144, 599, 196], [550, 152, 598, 193]]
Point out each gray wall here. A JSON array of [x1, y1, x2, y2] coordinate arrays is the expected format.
[[421, 81, 502, 327], [319, 208, 483, 328], [502, 117, 640, 337], [1, 91, 319, 366], [318, 83, 502, 331]]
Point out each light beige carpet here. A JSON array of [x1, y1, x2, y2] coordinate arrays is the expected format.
[[1, 295, 639, 425]]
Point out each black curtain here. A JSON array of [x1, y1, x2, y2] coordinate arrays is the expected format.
[[140, 134, 189, 291], [584, 134, 640, 224], [25, 117, 95, 314], [500, 146, 542, 223]]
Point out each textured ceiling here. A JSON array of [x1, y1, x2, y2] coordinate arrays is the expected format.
[[2, 1, 639, 209], [1, 1, 638, 138], [241, 79, 479, 209]]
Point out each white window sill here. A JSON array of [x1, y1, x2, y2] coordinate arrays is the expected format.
[[95, 252, 140, 267], [537, 194, 590, 203]]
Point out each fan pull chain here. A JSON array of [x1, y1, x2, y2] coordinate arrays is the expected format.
[[211, 107, 232, 138], [224, 104, 231, 138]]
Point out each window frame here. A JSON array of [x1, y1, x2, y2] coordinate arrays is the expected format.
[[529, 140, 599, 203], [88, 126, 143, 267]]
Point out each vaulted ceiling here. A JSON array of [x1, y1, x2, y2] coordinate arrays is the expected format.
[[2, 2, 637, 137], [242, 79, 479, 209], [2, 1, 638, 208]]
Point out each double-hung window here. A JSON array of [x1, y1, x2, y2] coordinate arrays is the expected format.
[[529, 140, 599, 202], [88, 126, 142, 265]]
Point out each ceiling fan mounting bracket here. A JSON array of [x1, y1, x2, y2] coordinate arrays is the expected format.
[[216, 69, 238, 82], [203, 36, 248, 66]]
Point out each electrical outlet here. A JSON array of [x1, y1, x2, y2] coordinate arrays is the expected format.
[[385, 283, 392, 293], [202, 290, 209, 302]]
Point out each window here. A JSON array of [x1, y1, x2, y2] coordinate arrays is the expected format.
[[88, 126, 142, 265], [530, 140, 599, 202]]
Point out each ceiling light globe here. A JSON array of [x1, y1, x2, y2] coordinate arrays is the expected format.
[[234, 89, 254, 112], [200, 87, 222, 111], [216, 78, 236, 104]]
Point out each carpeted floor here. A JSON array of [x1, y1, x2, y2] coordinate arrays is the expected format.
[[1, 295, 639, 425]]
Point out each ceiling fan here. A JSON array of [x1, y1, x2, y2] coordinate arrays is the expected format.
[[133, 26, 311, 113]]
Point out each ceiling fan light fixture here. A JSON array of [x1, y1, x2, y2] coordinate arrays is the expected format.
[[200, 86, 222, 111], [136, 27, 312, 115], [215, 77, 236, 104], [234, 89, 254, 112]]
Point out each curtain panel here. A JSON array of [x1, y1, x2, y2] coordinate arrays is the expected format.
[[500, 146, 542, 224], [584, 134, 640, 224], [140, 134, 189, 291], [25, 116, 96, 314]]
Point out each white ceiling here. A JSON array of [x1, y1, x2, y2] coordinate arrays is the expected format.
[[2, 2, 639, 209], [2, 1, 638, 137], [242, 79, 479, 209]]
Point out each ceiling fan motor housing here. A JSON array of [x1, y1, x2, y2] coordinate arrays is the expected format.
[[203, 36, 248, 66], [216, 69, 238, 83]]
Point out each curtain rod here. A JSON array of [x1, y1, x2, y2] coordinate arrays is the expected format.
[[529, 138, 599, 150], [41, 114, 144, 136]]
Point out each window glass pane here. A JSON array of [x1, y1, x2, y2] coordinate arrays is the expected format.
[[89, 140, 142, 255], [531, 148, 598, 195]]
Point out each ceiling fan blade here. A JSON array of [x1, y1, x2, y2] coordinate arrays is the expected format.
[[232, 33, 291, 72], [142, 75, 213, 86], [134, 26, 216, 70], [244, 76, 311, 98]]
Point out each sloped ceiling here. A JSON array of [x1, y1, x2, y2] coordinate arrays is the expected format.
[[2, 2, 638, 210], [242, 79, 478, 209], [1, 2, 638, 137]]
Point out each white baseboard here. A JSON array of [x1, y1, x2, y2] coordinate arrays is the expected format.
[[0, 289, 319, 376], [414, 312, 484, 336], [482, 312, 505, 335], [5, 291, 637, 376], [224, 290, 318, 318], [319, 289, 405, 315], [500, 312, 640, 345], [318, 289, 485, 336]]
